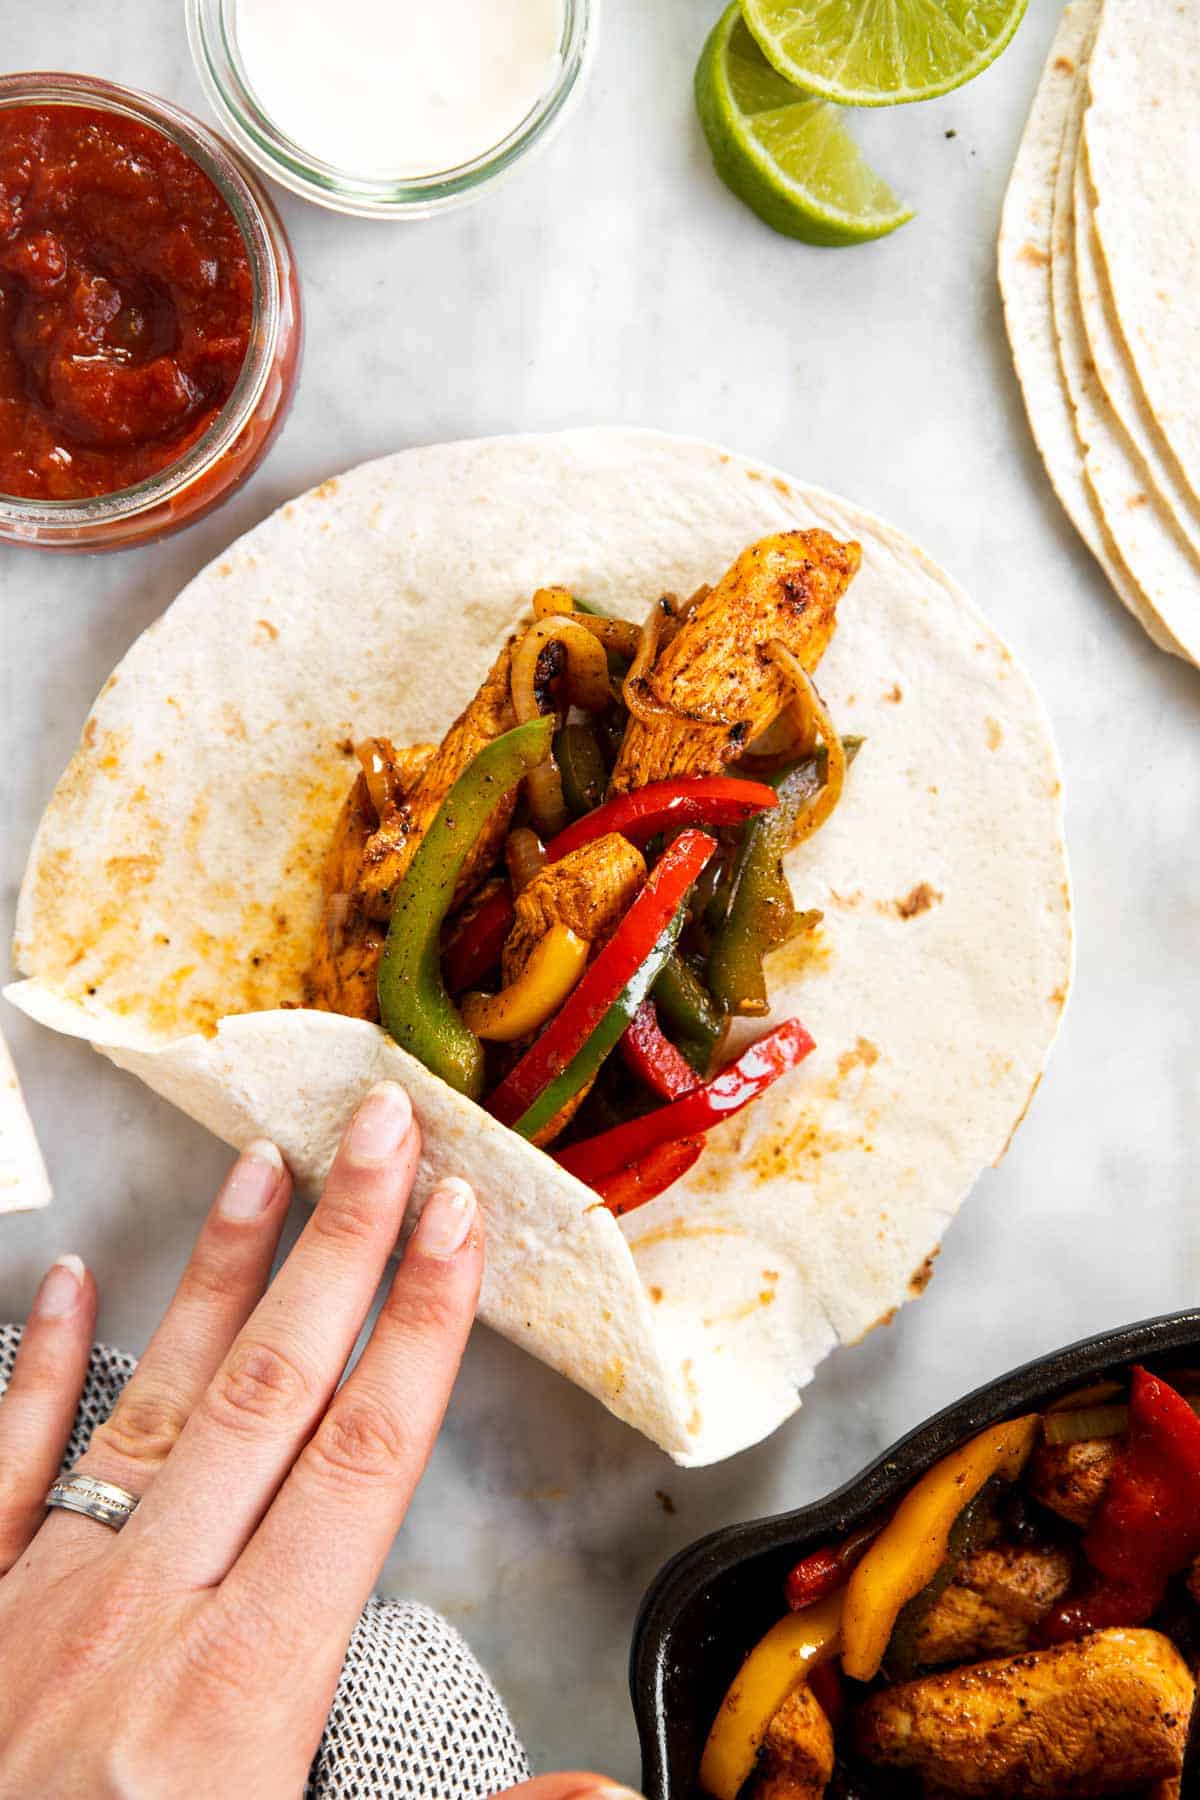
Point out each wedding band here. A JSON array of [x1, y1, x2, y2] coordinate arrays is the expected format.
[[45, 1472, 140, 1532]]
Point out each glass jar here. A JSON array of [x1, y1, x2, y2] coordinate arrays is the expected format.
[[186, 0, 596, 220], [0, 73, 302, 553]]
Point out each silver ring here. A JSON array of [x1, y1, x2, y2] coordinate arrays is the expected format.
[[45, 1472, 140, 1533]]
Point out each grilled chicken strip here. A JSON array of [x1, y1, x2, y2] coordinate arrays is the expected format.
[[914, 1543, 1075, 1668], [353, 640, 518, 922], [1027, 1435, 1120, 1529], [855, 1628, 1195, 1798], [610, 531, 859, 794], [309, 737, 435, 1021], [755, 1680, 835, 1800], [502, 833, 647, 982], [502, 834, 647, 1146]]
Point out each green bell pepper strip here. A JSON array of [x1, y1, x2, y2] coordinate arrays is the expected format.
[[511, 908, 687, 1143], [556, 721, 608, 819], [652, 952, 723, 1072], [707, 739, 862, 1018], [376, 716, 555, 1100]]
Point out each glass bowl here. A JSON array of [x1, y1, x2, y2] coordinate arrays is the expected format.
[[0, 73, 302, 554], [186, 0, 597, 219]]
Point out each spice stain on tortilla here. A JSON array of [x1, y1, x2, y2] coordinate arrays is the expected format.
[[703, 1288, 778, 1329], [771, 921, 833, 981], [628, 1222, 739, 1254], [837, 1037, 879, 1079], [744, 1115, 876, 1184], [908, 1251, 938, 1296], [985, 717, 1004, 750], [883, 683, 903, 703], [1018, 242, 1051, 268], [894, 882, 942, 920], [603, 1357, 627, 1399]]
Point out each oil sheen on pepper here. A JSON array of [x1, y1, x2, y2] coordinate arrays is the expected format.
[[0, 105, 252, 500]]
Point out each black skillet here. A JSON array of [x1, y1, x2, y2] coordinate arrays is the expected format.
[[630, 1309, 1200, 1800]]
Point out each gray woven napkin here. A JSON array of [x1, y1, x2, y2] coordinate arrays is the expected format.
[[0, 1324, 531, 1800]]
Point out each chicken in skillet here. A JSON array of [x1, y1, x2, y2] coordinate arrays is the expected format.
[[702, 1366, 1200, 1800]]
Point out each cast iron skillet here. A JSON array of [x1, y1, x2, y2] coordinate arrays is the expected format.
[[630, 1309, 1200, 1800]]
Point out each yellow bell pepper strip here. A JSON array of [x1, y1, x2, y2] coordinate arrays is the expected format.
[[839, 1413, 1039, 1682], [376, 716, 554, 1100], [699, 1588, 843, 1800], [460, 925, 589, 1043]]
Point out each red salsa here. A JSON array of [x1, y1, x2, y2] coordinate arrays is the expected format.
[[0, 105, 253, 501]]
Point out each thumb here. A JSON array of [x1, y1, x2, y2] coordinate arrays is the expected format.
[[493, 1778, 644, 1800]]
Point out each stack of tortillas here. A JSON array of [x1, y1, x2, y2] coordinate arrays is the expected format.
[[999, 0, 1200, 663]]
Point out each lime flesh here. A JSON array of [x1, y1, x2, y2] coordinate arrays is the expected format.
[[696, 2, 913, 246], [742, 0, 1029, 106]]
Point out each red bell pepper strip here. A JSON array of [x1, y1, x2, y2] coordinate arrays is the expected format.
[[594, 1135, 704, 1217], [555, 1016, 815, 1186], [620, 1001, 699, 1101], [442, 884, 515, 996], [1040, 1366, 1200, 1642], [485, 828, 718, 1128], [785, 1547, 845, 1613], [545, 775, 778, 864], [785, 1519, 881, 1614], [806, 1660, 846, 1730]]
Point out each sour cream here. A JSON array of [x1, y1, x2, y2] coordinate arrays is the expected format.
[[232, 0, 567, 178]]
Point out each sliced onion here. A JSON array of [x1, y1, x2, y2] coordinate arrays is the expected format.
[[511, 616, 612, 835], [574, 614, 643, 660], [512, 615, 611, 717], [506, 826, 547, 894], [765, 639, 847, 849], [357, 739, 396, 820], [621, 606, 686, 727], [1042, 1405, 1130, 1446]]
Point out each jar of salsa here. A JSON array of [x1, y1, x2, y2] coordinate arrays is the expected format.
[[0, 74, 301, 552]]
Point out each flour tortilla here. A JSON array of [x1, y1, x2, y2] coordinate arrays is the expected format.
[[1074, 148, 1200, 572], [6, 431, 1071, 1464], [1086, 0, 1200, 516], [1046, 29, 1200, 665], [0, 1025, 51, 1216], [997, 0, 1180, 658]]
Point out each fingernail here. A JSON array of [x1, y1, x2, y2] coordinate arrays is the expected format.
[[413, 1177, 476, 1260], [580, 1787, 646, 1800], [35, 1254, 86, 1319], [347, 1082, 412, 1165], [220, 1140, 285, 1221]]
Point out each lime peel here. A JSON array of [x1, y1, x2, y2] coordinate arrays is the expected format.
[[696, 2, 913, 247]]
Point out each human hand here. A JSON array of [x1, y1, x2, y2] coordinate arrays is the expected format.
[[0, 1080, 502, 1798]]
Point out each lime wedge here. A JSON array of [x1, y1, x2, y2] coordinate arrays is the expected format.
[[696, 3, 912, 246], [742, 0, 1029, 106]]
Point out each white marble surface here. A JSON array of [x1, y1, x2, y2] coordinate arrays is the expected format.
[[2, 0, 1200, 1784]]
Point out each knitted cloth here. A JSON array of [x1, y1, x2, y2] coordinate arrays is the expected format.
[[0, 1325, 530, 1800]]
